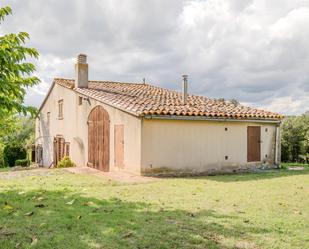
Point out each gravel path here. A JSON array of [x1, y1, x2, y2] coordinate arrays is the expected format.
[[0, 168, 54, 180], [64, 167, 158, 183]]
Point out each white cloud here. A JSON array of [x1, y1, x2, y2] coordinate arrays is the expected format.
[[1, 0, 308, 115]]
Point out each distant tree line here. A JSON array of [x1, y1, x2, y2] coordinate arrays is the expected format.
[[281, 112, 309, 163]]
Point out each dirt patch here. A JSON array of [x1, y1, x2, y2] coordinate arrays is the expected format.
[[0, 168, 53, 180], [64, 167, 158, 184]]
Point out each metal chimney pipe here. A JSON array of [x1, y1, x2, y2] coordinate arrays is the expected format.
[[182, 75, 188, 104]]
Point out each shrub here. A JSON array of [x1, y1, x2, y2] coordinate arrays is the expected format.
[[3, 144, 27, 167], [15, 158, 30, 167], [57, 156, 75, 168], [0, 144, 5, 168]]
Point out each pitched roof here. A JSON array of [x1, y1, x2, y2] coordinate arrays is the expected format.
[[54, 78, 282, 120]]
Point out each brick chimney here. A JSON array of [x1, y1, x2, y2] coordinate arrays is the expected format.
[[75, 54, 88, 88]]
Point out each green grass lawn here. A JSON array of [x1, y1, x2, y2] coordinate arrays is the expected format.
[[0, 168, 308, 249], [281, 162, 309, 168]]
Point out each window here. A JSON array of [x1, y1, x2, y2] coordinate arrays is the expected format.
[[47, 112, 50, 127], [79, 96, 83, 105], [58, 100, 63, 119]]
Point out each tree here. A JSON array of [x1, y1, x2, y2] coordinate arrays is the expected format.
[[0, 115, 35, 145], [281, 113, 309, 163], [230, 98, 240, 106], [0, 6, 40, 117]]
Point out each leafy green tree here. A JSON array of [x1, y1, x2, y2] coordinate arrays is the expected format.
[[0, 115, 35, 145], [0, 6, 40, 117], [281, 114, 309, 163]]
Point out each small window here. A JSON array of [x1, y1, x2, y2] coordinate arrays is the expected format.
[[65, 142, 70, 157], [47, 112, 50, 127], [58, 100, 63, 119]]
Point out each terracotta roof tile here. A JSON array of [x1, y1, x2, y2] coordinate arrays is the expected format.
[[54, 78, 283, 120]]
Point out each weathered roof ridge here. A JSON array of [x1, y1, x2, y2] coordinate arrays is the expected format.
[[53, 78, 283, 120]]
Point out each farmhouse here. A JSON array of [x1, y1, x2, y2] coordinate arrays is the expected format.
[[35, 54, 282, 175]]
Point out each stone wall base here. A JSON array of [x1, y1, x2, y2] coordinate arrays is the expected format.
[[142, 164, 279, 177]]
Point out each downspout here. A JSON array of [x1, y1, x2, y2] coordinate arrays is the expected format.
[[275, 124, 281, 167]]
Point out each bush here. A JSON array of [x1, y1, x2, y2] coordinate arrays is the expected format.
[[57, 156, 75, 168], [0, 144, 5, 168], [3, 144, 27, 167], [15, 158, 30, 167]]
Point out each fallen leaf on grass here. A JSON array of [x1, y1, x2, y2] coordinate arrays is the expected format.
[[18, 191, 25, 195], [31, 236, 38, 246], [82, 201, 95, 207], [3, 204, 14, 210], [122, 231, 133, 238], [34, 204, 46, 208], [76, 215, 82, 220], [187, 212, 195, 217], [24, 211, 34, 216], [293, 209, 302, 215], [66, 199, 75, 205], [0, 229, 16, 237], [243, 219, 250, 223], [15, 242, 21, 248], [92, 208, 100, 213]]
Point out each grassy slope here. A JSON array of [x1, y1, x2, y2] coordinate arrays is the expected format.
[[0, 169, 308, 249]]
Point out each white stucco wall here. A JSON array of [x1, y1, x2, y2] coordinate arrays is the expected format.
[[141, 119, 278, 174], [35, 83, 142, 174]]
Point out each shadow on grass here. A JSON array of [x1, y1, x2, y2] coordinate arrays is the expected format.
[[0, 189, 269, 249], [202, 168, 309, 182]]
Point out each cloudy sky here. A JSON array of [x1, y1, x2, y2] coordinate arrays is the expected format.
[[1, 0, 309, 115]]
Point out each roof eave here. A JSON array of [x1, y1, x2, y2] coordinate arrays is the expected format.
[[143, 114, 282, 124], [36, 80, 56, 117]]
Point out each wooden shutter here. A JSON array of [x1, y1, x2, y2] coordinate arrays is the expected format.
[[114, 124, 124, 168], [53, 136, 65, 166], [65, 142, 70, 156]]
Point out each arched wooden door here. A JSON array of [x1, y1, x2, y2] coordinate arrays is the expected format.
[[87, 106, 110, 172]]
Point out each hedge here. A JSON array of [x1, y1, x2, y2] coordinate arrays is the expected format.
[[3, 144, 27, 167], [15, 158, 30, 167]]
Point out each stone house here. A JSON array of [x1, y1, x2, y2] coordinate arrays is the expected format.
[[35, 54, 282, 175]]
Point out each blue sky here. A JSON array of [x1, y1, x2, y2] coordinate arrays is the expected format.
[[1, 0, 309, 115]]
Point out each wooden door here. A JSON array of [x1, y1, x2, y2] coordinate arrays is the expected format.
[[88, 106, 110, 172], [114, 125, 124, 168], [247, 126, 261, 162]]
